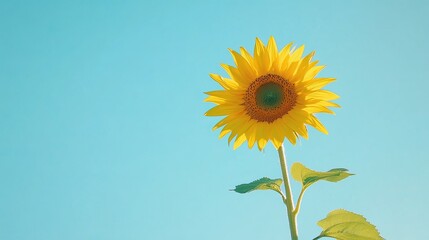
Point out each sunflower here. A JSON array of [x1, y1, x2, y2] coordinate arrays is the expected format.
[[205, 37, 339, 150]]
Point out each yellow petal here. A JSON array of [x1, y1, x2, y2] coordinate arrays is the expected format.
[[257, 138, 268, 151], [221, 64, 248, 87], [219, 127, 231, 139], [299, 98, 334, 105], [226, 117, 254, 145], [306, 115, 328, 134], [278, 42, 293, 71], [209, 73, 238, 90], [205, 105, 242, 116], [228, 49, 257, 82], [279, 119, 297, 145], [205, 90, 244, 105], [283, 114, 308, 139], [204, 95, 227, 104], [255, 122, 269, 150], [212, 113, 242, 130], [240, 47, 255, 66], [205, 90, 244, 100], [228, 130, 237, 145], [302, 105, 335, 114], [270, 120, 285, 149], [267, 36, 279, 65], [304, 90, 340, 101], [302, 65, 325, 82], [320, 101, 340, 108], [246, 124, 257, 149], [283, 60, 300, 81], [233, 134, 247, 149], [289, 45, 305, 63], [253, 37, 270, 74], [293, 52, 316, 81], [299, 78, 335, 91]]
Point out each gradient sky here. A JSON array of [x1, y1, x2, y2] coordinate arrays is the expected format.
[[1, 0, 428, 239]]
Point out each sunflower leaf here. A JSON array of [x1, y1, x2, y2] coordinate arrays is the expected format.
[[232, 177, 283, 195], [291, 162, 353, 189], [313, 209, 384, 240]]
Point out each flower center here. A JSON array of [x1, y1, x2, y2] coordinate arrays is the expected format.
[[244, 74, 297, 123], [256, 82, 283, 109]]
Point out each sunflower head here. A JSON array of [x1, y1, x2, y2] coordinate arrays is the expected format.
[[205, 37, 340, 150]]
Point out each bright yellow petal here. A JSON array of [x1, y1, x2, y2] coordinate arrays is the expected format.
[[298, 78, 335, 91], [279, 118, 297, 145], [205, 90, 244, 100], [209, 73, 238, 90], [297, 99, 341, 113], [267, 36, 278, 68], [224, 117, 254, 146], [270, 120, 285, 149], [293, 52, 316, 81], [320, 101, 340, 108], [257, 138, 268, 151], [219, 127, 231, 139], [283, 60, 300, 81], [306, 115, 328, 134], [221, 64, 248, 87], [253, 37, 270, 74], [240, 47, 255, 66], [205, 105, 243, 116], [246, 124, 257, 149], [301, 104, 335, 114], [289, 45, 305, 63], [283, 113, 309, 139], [205, 90, 244, 105], [212, 113, 243, 130], [228, 49, 257, 82], [255, 122, 269, 150], [233, 134, 247, 149], [276, 42, 293, 72], [304, 90, 340, 101], [302, 65, 325, 82]]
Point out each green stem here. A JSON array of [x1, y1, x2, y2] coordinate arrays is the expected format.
[[293, 187, 306, 216], [277, 144, 299, 240]]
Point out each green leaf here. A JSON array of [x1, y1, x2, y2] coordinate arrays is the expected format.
[[291, 162, 353, 189], [232, 177, 283, 194], [314, 209, 384, 240]]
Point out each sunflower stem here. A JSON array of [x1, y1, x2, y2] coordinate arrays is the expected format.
[[277, 144, 299, 240], [293, 187, 306, 216]]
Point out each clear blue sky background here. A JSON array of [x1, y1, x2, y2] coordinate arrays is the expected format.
[[1, 0, 428, 239]]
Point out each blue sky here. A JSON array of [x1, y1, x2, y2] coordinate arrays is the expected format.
[[1, 0, 428, 239]]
